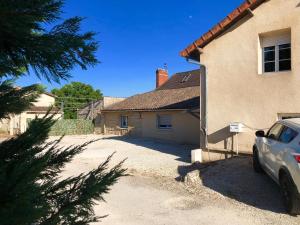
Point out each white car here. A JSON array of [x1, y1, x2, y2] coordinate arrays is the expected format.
[[253, 119, 300, 215]]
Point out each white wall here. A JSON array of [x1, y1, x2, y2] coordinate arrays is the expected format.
[[7, 93, 61, 135], [33, 93, 55, 107]]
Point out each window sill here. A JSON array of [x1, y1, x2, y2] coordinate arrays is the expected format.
[[157, 127, 172, 130], [259, 70, 292, 76]]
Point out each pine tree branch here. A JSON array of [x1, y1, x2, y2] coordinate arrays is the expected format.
[[0, 3, 99, 82], [0, 1, 126, 224], [39, 153, 127, 225], [0, 80, 43, 118]]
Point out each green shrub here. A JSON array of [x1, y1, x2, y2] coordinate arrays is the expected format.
[[49, 119, 94, 136]]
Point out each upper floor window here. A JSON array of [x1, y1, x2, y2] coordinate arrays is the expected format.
[[263, 43, 291, 73], [259, 28, 291, 74]]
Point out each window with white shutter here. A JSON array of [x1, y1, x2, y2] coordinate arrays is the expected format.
[[157, 114, 172, 129]]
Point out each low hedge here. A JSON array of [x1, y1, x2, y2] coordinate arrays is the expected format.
[[49, 119, 94, 136]]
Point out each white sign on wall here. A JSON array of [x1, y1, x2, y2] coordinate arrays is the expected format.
[[230, 122, 245, 133]]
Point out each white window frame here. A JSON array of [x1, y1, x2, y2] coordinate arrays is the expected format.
[[157, 114, 172, 129], [263, 43, 291, 73], [120, 115, 128, 128], [278, 113, 300, 120], [259, 29, 291, 75]]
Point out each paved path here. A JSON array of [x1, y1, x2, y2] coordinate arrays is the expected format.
[[57, 135, 300, 225]]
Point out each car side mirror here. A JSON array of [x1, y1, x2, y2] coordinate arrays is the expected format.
[[255, 130, 265, 137]]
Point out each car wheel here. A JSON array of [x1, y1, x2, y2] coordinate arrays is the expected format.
[[280, 173, 300, 215], [253, 148, 263, 173]]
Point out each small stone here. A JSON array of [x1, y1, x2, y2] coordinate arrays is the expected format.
[[184, 170, 202, 185]]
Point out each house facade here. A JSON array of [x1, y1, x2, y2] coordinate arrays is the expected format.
[[0, 92, 62, 135], [102, 69, 200, 145], [181, 0, 300, 159]]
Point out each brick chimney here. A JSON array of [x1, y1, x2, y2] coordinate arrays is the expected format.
[[156, 69, 168, 88]]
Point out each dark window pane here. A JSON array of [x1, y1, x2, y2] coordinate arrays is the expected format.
[[157, 115, 172, 129], [264, 50, 275, 61], [120, 116, 128, 128], [264, 62, 275, 72], [279, 48, 291, 60], [279, 43, 291, 49], [264, 46, 275, 51], [279, 60, 291, 71]]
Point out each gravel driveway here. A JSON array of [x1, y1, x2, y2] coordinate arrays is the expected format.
[[54, 135, 300, 225]]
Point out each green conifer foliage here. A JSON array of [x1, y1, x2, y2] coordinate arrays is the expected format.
[[0, 1, 126, 224]]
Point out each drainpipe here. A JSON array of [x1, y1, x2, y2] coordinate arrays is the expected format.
[[186, 55, 207, 151]]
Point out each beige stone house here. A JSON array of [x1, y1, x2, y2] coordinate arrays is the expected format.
[[180, 0, 300, 159], [102, 69, 200, 145], [0, 92, 62, 135]]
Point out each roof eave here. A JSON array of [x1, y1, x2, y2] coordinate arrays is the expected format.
[[180, 0, 267, 59], [102, 108, 190, 113]]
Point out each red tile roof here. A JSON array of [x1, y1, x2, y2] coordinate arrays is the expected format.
[[103, 70, 200, 111], [180, 0, 267, 60], [103, 87, 200, 111]]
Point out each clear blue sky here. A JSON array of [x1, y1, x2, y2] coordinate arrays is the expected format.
[[17, 0, 243, 97]]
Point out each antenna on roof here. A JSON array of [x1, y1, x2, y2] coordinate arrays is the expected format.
[[163, 63, 168, 71]]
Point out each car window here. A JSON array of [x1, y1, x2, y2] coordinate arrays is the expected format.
[[267, 123, 284, 140], [278, 126, 298, 143]]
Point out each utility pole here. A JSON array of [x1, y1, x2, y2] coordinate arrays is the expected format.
[[91, 100, 94, 120], [60, 101, 64, 119]]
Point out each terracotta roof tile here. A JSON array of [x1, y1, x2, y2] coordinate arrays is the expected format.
[[103, 86, 200, 111], [157, 69, 200, 90], [103, 70, 200, 111], [180, 0, 266, 59]]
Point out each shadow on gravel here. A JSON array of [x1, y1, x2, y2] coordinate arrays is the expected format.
[[102, 136, 195, 163], [177, 157, 286, 214]]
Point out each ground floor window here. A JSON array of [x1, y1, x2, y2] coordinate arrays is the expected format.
[[278, 113, 300, 120], [120, 115, 128, 128], [157, 114, 172, 129]]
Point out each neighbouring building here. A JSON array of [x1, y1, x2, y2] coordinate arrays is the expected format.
[[102, 69, 200, 145], [0, 92, 62, 135], [180, 0, 300, 160], [77, 96, 126, 133]]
